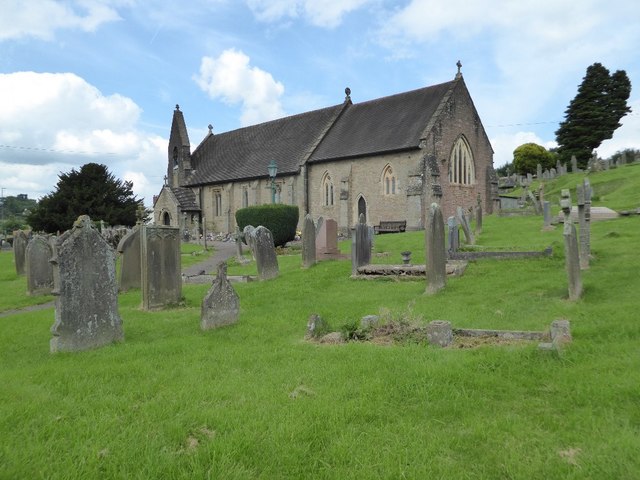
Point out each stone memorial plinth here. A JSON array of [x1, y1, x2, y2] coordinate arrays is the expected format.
[[426, 203, 446, 294], [50, 216, 123, 352], [253, 226, 279, 280], [117, 226, 141, 291], [25, 234, 54, 296], [201, 263, 240, 330], [141, 225, 182, 310], [426, 320, 452, 347]]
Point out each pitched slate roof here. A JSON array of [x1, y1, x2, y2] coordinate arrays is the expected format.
[[183, 79, 457, 186], [172, 186, 200, 211], [309, 80, 456, 163], [185, 104, 346, 186]]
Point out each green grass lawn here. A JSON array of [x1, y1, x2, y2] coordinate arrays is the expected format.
[[1, 168, 639, 478]]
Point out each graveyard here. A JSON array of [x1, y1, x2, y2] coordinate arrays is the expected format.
[[1, 165, 640, 478]]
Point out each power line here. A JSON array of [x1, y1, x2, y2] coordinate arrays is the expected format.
[[0, 144, 120, 156]]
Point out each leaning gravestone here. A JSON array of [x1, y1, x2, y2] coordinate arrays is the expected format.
[[117, 226, 141, 291], [201, 262, 240, 330], [456, 206, 475, 245], [253, 226, 279, 280], [50, 215, 124, 352], [25, 234, 54, 296], [561, 190, 582, 301], [475, 195, 483, 235], [351, 214, 371, 275], [141, 225, 181, 310], [302, 214, 316, 268], [13, 229, 29, 275], [426, 203, 446, 294]]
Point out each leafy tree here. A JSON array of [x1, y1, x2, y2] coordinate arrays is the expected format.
[[495, 162, 514, 177], [556, 63, 631, 168], [512, 143, 555, 175], [27, 163, 142, 233]]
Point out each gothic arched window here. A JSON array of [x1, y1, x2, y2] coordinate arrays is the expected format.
[[382, 165, 397, 195], [321, 172, 334, 206], [448, 136, 475, 185]]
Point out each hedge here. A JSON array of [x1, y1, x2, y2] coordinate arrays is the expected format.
[[235, 204, 299, 247]]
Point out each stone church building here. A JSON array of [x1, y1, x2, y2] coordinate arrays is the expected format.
[[153, 65, 497, 235]]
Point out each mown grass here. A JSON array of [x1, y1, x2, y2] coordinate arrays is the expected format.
[[1, 168, 640, 478]]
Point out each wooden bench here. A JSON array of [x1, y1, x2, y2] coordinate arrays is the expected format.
[[374, 220, 407, 234]]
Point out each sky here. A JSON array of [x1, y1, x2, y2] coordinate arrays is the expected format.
[[1, 0, 639, 207]]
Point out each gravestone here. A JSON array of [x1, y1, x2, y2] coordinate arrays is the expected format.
[[561, 190, 582, 301], [253, 226, 279, 280], [117, 226, 141, 291], [456, 206, 475, 245], [13, 230, 29, 275], [302, 214, 316, 268], [351, 214, 371, 275], [619, 152, 627, 165], [201, 262, 240, 330], [234, 227, 244, 261], [316, 218, 338, 256], [543, 201, 552, 228], [243, 225, 257, 260], [50, 216, 124, 352], [550, 167, 556, 178], [426, 203, 446, 294], [527, 190, 542, 215], [536, 163, 542, 179], [475, 196, 483, 235], [25, 234, 54, 296], [426, 320, 452, 347], [571, 155, 578, 173], [447, 216, 459, 253], [576, 179, 591, 270], [141, 225, 181, 310]]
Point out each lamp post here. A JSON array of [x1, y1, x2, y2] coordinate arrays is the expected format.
[[267, 160, 278, 204]]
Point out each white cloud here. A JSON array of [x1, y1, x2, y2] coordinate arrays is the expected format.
[[597, 101, 640, 158], [246, 0, 371, 28], [0, 72, 165, 207], [0, 0, 121, 41], [194, 49, 286, 126], [490, 131, 557, 168]]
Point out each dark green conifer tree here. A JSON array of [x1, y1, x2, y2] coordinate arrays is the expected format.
[[555, 63, 631, 168]]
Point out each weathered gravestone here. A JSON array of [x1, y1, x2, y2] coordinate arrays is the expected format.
[[426, 203, 446, 294], [543, 201, 552, 229], [13, 229, 29, 275], [447, 216, 459, 253], [576, 179, 591, 270], [302, 214, 316, 268], [561, 190, 582, 301], [141, 225, 181, 310], [456, 206, 475, 245], [117, 226, 141, 291], [316, 217, 339, 256], [252, 226, 279, 280], [536, 163, 542, 179], [527, 189, 542, 215], [475, 195, 483, 235], [571, 155, 578, 173], [201, 262, 240, 330], [25, 234, 54, 296], [50, 215, 124, 352], [243, 225, 257, 260], [351, 214, 371, 275]]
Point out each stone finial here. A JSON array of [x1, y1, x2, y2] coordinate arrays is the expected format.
[[208, 124, 213, 134], [455, 60, 462, 78], [175, 104, 180, 111], [345, 87, 351, 102]]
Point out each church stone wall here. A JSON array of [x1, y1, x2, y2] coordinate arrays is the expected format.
[[153, 188, 180, 227]]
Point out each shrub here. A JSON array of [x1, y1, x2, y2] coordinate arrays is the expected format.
[[235, 204, 299, 247]]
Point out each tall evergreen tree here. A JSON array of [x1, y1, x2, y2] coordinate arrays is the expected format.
[[28, 163, 142, 232], [555, 63, 631, 168]]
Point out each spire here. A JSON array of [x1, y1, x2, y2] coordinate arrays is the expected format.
[[455, 60, 462, 79]]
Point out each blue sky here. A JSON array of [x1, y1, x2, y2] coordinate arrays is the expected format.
[[1, 0, 639, 207]]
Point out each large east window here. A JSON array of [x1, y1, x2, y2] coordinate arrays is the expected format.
[[448, 136, 475, 185]]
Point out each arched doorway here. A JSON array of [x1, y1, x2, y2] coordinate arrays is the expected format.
[[357, 196, 367, 223], [162, 212, 171, 226]]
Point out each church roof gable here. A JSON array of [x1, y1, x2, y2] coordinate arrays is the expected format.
[[309, 80, 456, 162], [171, 186, 200, 211]]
